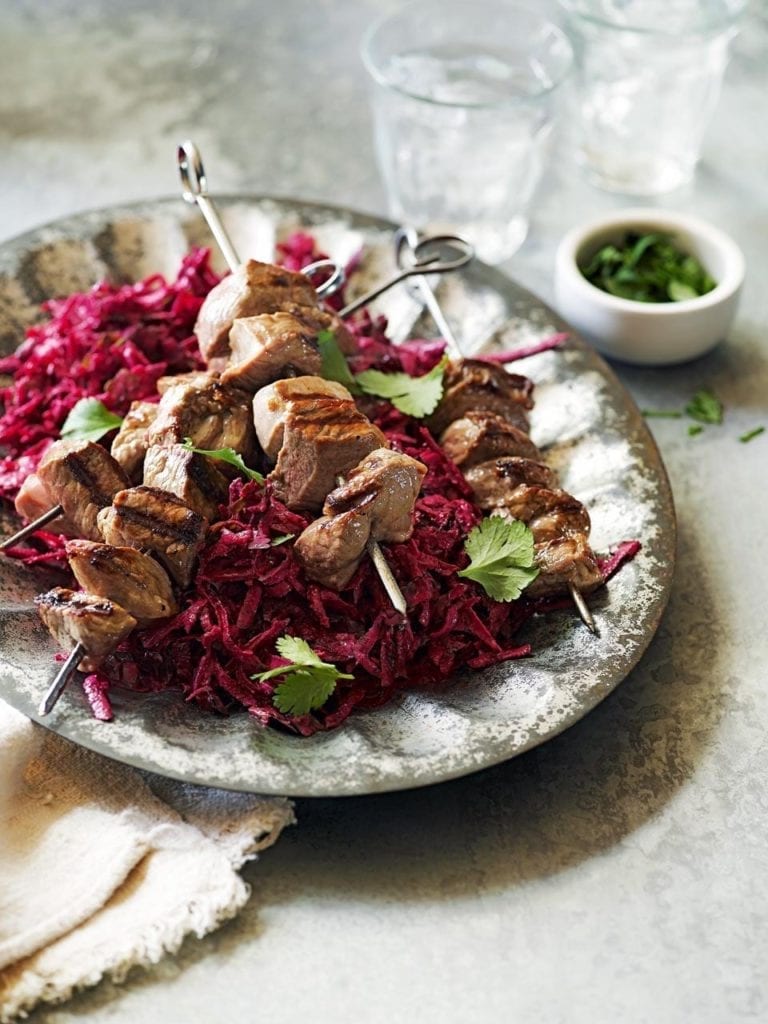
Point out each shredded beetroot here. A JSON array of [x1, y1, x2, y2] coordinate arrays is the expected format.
[[81, 672, 114, 721], [0, 248, 218, 500], [476, 332, 569, 364], [0, 236, 640, 732]]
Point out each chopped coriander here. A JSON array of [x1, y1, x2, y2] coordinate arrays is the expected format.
[[458, 516, 539, 602], [688, 424, 704, 437], [251, 636, 353, 716], [641, 409, 683, 419], [317, 329, 359, 392], [739, 426, 765, 443], [270, 533, 295, 546], [685, 389, 723, 425], [355, 356, 448, 418], [582, 232, 716, 304], [60, 398, 124, 442], [181, 437, 264, 483]]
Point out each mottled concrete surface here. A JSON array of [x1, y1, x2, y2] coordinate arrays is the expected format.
[[1, 1, 767, 1022]]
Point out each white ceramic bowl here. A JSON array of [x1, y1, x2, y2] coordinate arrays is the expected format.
[[554, 208, 745, 366]]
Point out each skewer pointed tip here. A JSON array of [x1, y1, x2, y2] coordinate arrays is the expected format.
[[568, 583, 599, 636], [38, 642, 85, 716], [1, 504, 64, 551]]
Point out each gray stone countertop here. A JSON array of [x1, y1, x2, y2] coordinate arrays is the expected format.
[[1, 1, 766, 1021]]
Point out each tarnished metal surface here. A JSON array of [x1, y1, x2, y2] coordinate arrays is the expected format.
[[0, 197, 675, 796]]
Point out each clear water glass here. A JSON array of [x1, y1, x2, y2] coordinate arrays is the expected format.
[[361, 1, 573, 263], [559, 0, 746, 195]]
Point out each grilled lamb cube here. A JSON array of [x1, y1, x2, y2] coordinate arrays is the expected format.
[[66, 540, 178, 625], [464, 457, 557, 508], [157, 371, 218, 395], [278, 302, 357, 355], [36, 440, 130, 541], [142, 443, 230, 521], [148, 379, 257, 467], [97, 486, 207, 587], [194, 260, 319, 365], [252, 376, 354, 460], [14, 473, 78, 536], [36, 587, 137, 664], [440, 412, 541, 468], [110, 400, 157, 483], [427, 360, 533, 436], [293, 507, 372, 590], [220, 312, 323, 391], [270, 398, 387, 512], [526, 536, 604, 598], [324, 449, 426, 543], [496, 486, 591, 543], [295, 448, 425, 589]]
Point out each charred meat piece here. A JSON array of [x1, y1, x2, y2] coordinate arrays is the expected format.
[[428, 360, 533, 436], [36, 440, 130, 541], [220, 312, 322, 392], [14, 473, 78, 536], [148, 379, 257, 467], [97, 486, 207, 587], [194, 260, 319, 365], [66, 540, 178, 625], [110, 400, 157, 483], [278, 302, 357, 355], [157, 371, 218, 395], [143, 443, 230, 521], [525, 536, 604, 598], [440, 412, 541, 468], [464, 457, 557, 508], [270, 399, 387, 512], [294, 505, 372, 590], [295, 448, 426, 589], [324, 449, 426, 543], [253, 376, 354, 460], [36, 587, 137, 664], [494, 486, 591, 544]]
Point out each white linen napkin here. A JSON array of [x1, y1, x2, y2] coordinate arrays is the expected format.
[[0, 700, 294, 1022]]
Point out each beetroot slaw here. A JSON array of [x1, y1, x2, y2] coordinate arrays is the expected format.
[[0, 235, 639, 733]]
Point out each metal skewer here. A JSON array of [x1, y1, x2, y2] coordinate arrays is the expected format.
[[178, 141, 408, 615], [339, 234, 473, 318], [38, 642, 85, 716], [178, 140, 344, 298], [567, 582, 598, 634], [394, 226, 467, 359], [0, 504, 64, 550]]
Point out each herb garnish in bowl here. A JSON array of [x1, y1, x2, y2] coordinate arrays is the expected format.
[[582, 232, 716, 304]]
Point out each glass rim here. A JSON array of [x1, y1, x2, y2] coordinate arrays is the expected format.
[[360, 0, 574, 110], [557, 0, 747, 39]]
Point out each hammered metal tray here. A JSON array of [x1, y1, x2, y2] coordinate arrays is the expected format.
[[0, 197, 675, 796]]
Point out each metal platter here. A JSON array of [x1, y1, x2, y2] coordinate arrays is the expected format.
[[0, 196, 675, 796]]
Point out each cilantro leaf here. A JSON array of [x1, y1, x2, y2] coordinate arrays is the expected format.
[[181, 437, 264, 483], [685, 389, 723, 425], [251, 635, 354, 717], [739, 426, 765, 443], [317, 329, 359, 392], [272, 668, 339, 716], [270, 533, 294, 546], [458, 516, 539, 602], [60, 398, 124, 442], [355, 356, 448, 418], [688, 424, 704, 437]]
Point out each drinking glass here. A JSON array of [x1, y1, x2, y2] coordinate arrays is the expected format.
[[559, 0, 746, 195], [361, 1, 573, 263]]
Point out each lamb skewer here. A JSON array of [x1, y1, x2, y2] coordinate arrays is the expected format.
[[179, 156, 413, 615], [438, 404, 601, 633]]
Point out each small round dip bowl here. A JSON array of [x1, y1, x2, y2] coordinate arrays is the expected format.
[[555, 208, 745, 366]]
